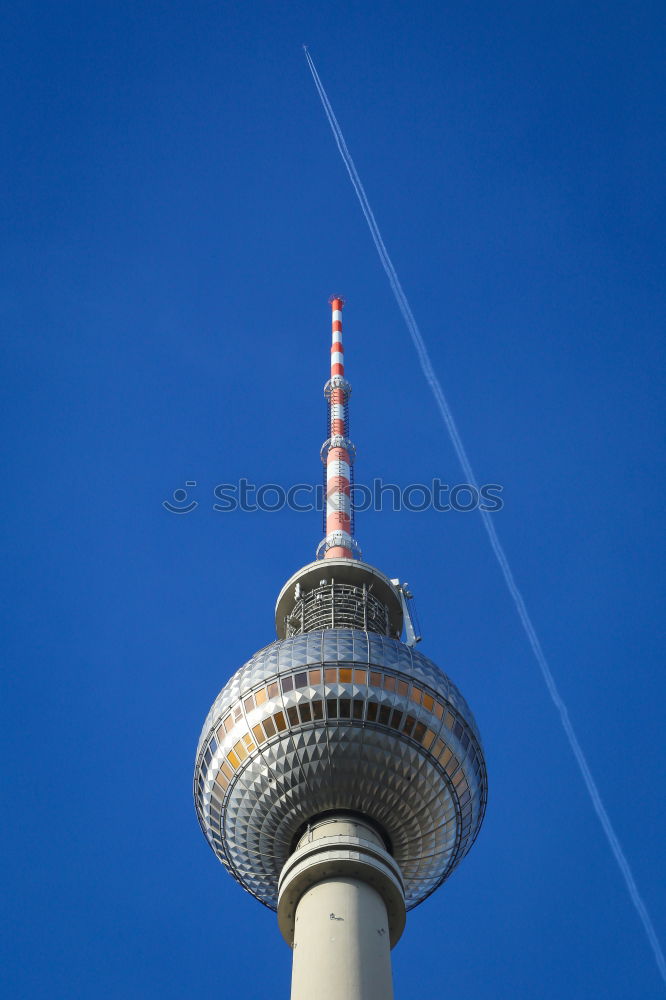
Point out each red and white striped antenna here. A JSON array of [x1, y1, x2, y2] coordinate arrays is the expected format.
[[317, 296, 361, 561]]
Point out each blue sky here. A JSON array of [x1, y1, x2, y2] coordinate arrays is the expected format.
[[2, 1, 665, 997]]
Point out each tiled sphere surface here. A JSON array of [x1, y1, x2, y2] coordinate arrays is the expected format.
[[194, 629, 487, 910]]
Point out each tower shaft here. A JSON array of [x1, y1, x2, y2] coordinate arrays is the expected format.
[[290, 878, 393, 1000], [278, 815, 405, 1000]]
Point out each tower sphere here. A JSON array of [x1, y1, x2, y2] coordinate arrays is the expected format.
[[194, 559, 487, 911]]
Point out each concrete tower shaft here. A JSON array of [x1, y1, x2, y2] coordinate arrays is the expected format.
[[278, 815, 405, 1000]]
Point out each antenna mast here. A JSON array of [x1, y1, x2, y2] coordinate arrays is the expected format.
[[317, 296, 361, 560]]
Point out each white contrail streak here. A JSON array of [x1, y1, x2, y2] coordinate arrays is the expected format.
[[303, 45, 666, 987]]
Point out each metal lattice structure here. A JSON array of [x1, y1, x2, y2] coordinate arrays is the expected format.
[[284, 579, 390, 637]]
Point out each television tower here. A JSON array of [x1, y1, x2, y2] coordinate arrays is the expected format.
[[194, 299, 488, 999]]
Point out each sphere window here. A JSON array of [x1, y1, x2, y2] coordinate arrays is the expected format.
[[274, 711, 287, 732]]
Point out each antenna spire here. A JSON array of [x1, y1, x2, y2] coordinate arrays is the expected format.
[[317, 297, 361, 560]]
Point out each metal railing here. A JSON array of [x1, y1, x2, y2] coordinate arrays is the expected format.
[[285, 580, 390, 637]]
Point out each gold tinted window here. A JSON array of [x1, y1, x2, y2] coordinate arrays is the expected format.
[[274, 711, 287, 732], [422, 728, 436, 749]]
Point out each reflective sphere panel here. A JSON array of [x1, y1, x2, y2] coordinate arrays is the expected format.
[[194, 630, 487, 910]]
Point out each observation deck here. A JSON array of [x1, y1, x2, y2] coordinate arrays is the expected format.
[[194, 570, 487, 911]]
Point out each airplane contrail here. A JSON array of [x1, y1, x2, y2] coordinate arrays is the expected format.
[[303, 44, 666, 988]]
